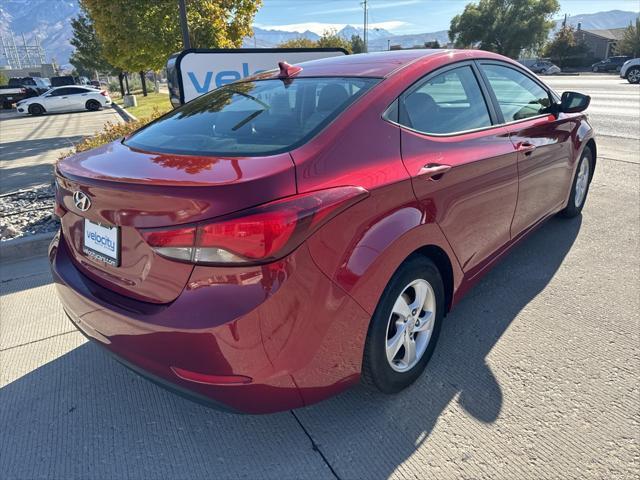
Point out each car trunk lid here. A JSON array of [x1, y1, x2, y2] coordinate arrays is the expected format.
[[56, 140, 296, 303]]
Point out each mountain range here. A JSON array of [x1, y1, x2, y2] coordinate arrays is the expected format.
[[0, 1, 637, 69]]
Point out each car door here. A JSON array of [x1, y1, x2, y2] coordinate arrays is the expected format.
[[478, 61, 574, 238], [43, 88, 69, 111], [63, 87, 90, 110], [396, 62, 519, 274]]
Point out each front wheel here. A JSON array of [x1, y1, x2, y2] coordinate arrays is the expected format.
[[560, 147, 593, 218], [361, 256, 444, 393], [28, 104, 45, 115], [592, 66, 599, 72], [626, 67, 640, 84]]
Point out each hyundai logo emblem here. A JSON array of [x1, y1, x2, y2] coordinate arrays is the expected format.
[[73, 191, 91, 212]]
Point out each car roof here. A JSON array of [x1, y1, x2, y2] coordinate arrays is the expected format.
[[50, 85, 88, 89], [248, 49, 445, 80], [246, 49, 519, 81]]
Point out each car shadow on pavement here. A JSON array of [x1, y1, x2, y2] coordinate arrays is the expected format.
[[0, 136, 85, 162], [0, 216, 582, 479]]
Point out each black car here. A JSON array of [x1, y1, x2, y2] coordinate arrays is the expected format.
[[0, 77, 49, 109], [592, 56, 631, 72]]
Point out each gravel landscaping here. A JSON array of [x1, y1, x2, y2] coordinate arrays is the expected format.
[[0, 184, 58, 241]]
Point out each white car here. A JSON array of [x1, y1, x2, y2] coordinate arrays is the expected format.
[[620, 58, 640, 84], [16, 86, 112, 115]]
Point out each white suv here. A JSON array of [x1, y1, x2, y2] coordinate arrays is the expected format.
[[620, 58, 640, 84]]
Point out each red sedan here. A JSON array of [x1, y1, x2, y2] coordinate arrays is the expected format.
[[50, 49, 595, 414]]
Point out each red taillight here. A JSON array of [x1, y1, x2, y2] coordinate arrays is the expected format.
[[140, 186, 368, 265], [100, 90, 108, 96]]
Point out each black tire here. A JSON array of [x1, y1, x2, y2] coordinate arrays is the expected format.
[[626, 67, 640, 84], [592, 66, 599, 73], [86, 100, 101, 111], [28, 104, 45, 115], [361, 256, 444, 393], [560, 147, 593, 218]]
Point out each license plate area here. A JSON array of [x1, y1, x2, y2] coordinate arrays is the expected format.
[[83, 219, 120, 267]]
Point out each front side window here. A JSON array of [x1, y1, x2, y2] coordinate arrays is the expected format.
[[125, 77, 378, 156], [482, 64, 552, 122], [399, 65, 492, 135]]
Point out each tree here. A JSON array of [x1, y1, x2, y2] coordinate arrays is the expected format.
[[424, 40, 441, 49], [81, 0, 261, 72], [278, 37, 318, 49], [0, 71, 8, 86], [543, 24, 588, 68], [69, 13, 117, 78], [351, 35, 365, 54], [449, 0, 560, 58], [615, 18, 640, 57], [278, 30, 353, 53], [317, 29, 352, 53]]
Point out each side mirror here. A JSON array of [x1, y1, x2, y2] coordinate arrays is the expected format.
[[560, 91, 590, 113]]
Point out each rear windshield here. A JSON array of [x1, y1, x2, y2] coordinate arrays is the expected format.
[[124, 77, 379, 156]]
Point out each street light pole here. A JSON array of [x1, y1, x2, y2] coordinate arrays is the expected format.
[[362, 0, 368, 53], [178, 0, 191, 50]]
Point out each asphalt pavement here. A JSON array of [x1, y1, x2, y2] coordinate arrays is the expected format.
[[0, 107, 122, 195], [0, 75, 638, 479]]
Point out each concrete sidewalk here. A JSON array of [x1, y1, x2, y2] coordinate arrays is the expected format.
[[0, 107, 122, 194], [1, 154, 638, 478]]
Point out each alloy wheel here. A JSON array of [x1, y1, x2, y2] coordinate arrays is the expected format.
[[385, 279, 436, 373], [628, 68, 640, 84], [574, 157, 590, 208]]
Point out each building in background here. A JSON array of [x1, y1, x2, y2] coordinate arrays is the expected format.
[[575, 25, 627, 60]]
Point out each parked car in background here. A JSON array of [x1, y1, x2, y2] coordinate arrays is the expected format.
[[529, 60, 561, 75], [90, 80, 101, 88], [0, 76, 49, 108], [16, 86, 111, 115], [591, 56, 631, 72], [51, 75, 78, 87], [620, 58, 640, 84], [51, 49, 595, 414]]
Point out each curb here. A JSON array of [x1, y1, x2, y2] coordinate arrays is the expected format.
[[112, 103, 138, 123], [0, 231, 56, 262]]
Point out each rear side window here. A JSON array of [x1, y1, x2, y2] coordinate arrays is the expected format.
[[399, 65, 492, 135], [125, 77, 378, 156], [481, 64, 551, 122]]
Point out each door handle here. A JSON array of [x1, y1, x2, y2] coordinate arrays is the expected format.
[[61, 96, 68, 99], [419, 163, 452, 180], [516, 141, 536, 155]]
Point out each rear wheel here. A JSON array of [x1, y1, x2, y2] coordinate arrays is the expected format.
[[560, 147, 593, 218], [626, 67, 640, 84], [28, 104, 45, 115], [362, 256, 444, 393], [86, 100, 101, 111]]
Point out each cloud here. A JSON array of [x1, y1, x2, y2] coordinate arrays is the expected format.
[[255, 21, 410, 35], [304, 0, 422, 16]]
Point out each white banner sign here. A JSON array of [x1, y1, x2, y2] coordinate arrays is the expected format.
[[178, 49, 347, 103]]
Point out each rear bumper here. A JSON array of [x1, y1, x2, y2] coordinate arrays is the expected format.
[[49, 231, 370, 414]]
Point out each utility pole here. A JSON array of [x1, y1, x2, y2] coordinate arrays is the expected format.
[[178, 0, 191, 50], [362, 0, 368, 53]]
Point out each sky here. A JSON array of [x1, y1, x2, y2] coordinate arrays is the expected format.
[[254, 0, 640, 34]]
